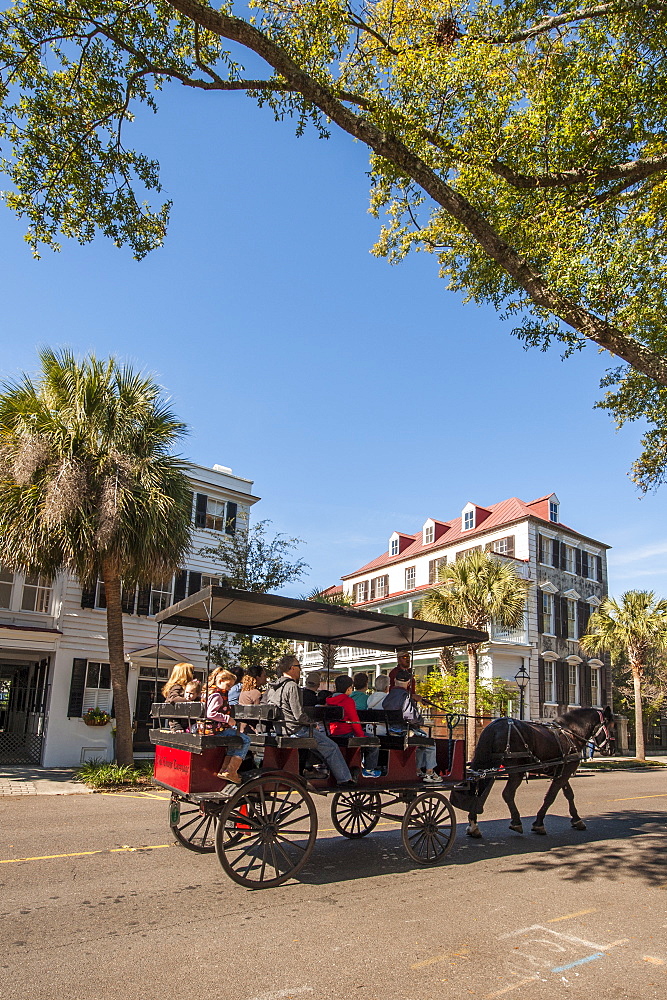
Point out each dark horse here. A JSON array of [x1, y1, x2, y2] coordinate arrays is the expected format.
[[462, 707, 614, 838]]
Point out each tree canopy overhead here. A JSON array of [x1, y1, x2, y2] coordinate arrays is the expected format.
[[3, 0, 667, 486]]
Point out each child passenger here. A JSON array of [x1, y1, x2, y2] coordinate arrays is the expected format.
[[205, 668, 252, 784], [326, 675, 381, 778]]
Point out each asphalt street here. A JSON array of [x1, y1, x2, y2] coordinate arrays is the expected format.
[[1, 769, 666, 1000]]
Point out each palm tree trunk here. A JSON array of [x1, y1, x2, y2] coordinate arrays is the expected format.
[[632, 662, 646, 761], [467, 644, 479, 758], [102, 561, 134, 766]]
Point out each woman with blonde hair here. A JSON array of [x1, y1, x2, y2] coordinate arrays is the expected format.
[[162, 662, 195, 732], [205, 667, 252, 784]]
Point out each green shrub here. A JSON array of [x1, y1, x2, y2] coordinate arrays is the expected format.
[[75, 758, 154, 788]]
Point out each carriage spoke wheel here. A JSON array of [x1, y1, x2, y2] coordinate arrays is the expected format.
[[331, 791, 381, 839], [170, 795, 218, 853], [216, 775, 317, 888], [401, 792, 456, 866]]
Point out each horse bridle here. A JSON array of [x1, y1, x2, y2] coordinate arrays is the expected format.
[[590, 710, 614, 755]]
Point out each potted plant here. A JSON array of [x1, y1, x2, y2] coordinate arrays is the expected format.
[[82, 707, 112, 727]]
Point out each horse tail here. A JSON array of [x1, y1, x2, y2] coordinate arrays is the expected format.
[[470, 718, 508, 771]]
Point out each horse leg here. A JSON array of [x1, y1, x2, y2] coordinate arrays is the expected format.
[[502, 773, 524, 833], [532, 776, 564, 834], [562, 780, 586, 830], [466, 808, 483, 839]]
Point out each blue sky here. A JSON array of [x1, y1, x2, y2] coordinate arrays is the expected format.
[[1, 82, 664, 598]]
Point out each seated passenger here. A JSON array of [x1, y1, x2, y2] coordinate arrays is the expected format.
[[162, 661, 195, 731], [366, 674, 389, 735], [266, 655, 356, 788], [183, 679, 202, 731], [351, 672, 370, 710], [301, 671, 321, 708], [204, 667, 252, 784], [326, 675, 381, 778], [382, 669, 443, 784]]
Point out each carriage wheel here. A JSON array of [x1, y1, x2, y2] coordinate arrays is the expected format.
[[331, 790, 381, 839], [401, 792, 457, 866], [216, 775, 317, 889], [169, 795, 218, 853]]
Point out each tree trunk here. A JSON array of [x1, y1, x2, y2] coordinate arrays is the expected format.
[[467, 644, 479, 758], [102, 561, 133, 766], [632, 662, 646, 761]]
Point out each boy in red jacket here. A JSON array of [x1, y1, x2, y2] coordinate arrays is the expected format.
[[326, 675, 381, 778]]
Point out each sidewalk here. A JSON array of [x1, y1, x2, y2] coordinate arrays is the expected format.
[[0, 766, 93, 796]]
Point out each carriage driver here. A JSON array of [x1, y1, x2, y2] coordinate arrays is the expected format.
[[266, 655, 356, 788]]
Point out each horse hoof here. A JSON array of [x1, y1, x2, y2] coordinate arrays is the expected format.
[[571, 820, 587, 831], [466, 828, 483, 839], [531, 825, 547, 836], [509, 823, 523, 834]]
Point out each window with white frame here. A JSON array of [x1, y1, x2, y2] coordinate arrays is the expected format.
[[541, 592, 554, 634], [82, 661, 112, 714], [405, 566, 416, 590], [539, 535, 552, 565], [150, 578, 174, 616], [205, 498, 226, 531], [549, 500, 559, 523], [201, 574, 222, 588], [567, 599, 577, 639], [491, 535, 515, 557], [424, 525, 434, 545], [429, 556, 447, 584], [354, 580, 369, 603], [590, 667, 601, 706], [370, 575, 388, 599], [463, 510, 474, 530], [564, 545, 576, 574], [0, 567, 13, 609], [390, 538, 399, 556], [568, 663, 579, 704], [21, 573, 52, 613], [544, 662, 555, 703]]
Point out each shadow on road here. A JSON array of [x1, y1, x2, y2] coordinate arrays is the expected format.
[[295, 809, 667, 888]]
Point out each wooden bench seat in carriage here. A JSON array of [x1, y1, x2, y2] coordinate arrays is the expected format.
[[303, 705, 382, 749], [149, 702, 247, 795], [356, 709, 436, 749], [232, 704, 318, 774]]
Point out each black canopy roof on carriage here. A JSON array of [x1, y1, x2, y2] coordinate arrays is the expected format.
[[155, 586, 488, 652]]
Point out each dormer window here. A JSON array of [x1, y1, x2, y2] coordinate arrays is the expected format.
[[390, 538, 399, 556], [463, 510, 474, 531], [424, 525, 434, 545], [549, 499, 559, 523]]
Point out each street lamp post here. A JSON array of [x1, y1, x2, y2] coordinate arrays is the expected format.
[[514, 663, 529, 720]]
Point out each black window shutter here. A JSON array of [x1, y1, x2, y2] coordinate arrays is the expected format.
[[173, 569, 188, 604], [370, 578, 376, 600], [560, 542, 567, 570], [187, 571, 202, 596], [538, 657, 545, 712], [552, 538, 560, 568], [596, 555, 603, 583], [554, 595, 562, 637], [121, 584, 136, 615], [185, 490, 194, 522], [577, 600, 589, 637], [429, 560, 435, 584], [581, 551, 589, 579], [575, 548, 582, 576], [538, 535, 544, 563], [506, 535, 515, 558], [580, 661, 592, 708], [67, 658, 88, 717], [484, 542, 493, 552], [225, 501, 237, 536], [136, 584, 152, 616], [195, 493, 208, 528], [560, 597, 569, 638], [80, 581, 96, 609], [555, 661, 568, 708], [537, 593, 544, 634]]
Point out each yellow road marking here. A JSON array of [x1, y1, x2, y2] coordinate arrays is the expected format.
[[608, 793, 667, 802], [0, 843, 172, 865], [411, 955, 448, 969], [547, 908, 598, 923], [484, 976, 539, 997], [602, 940, 629, 949], [643, 957, 665, 965]]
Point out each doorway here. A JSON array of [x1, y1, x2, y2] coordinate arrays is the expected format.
[[0, 658, 50, 764]]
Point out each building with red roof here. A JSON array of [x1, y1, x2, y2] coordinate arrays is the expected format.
[[298, 493, 611, 721]]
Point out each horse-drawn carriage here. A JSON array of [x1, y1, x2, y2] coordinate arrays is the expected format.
[[150, 587, 614, 888]]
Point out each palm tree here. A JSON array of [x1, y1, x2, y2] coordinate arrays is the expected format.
[[416, 550, 530, 754], [304, 586, 354, 683], [579, 591, 667, 761], [0, 350, 193, 765]]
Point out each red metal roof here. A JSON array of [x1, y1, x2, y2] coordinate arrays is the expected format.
[[341, 494, 606, 580]]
